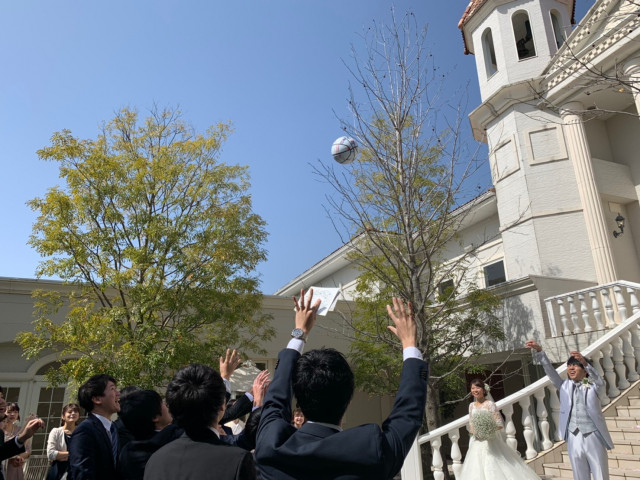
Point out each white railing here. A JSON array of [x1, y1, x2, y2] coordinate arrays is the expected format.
[[544, 281, 640, 337], [401, 298, 640, 480]]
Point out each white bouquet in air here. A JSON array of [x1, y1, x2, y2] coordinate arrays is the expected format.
[[472, 409, 498, 441]]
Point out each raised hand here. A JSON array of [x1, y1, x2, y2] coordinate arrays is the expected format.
[[219, 349, 242, 380], [525, 340, 542, 352], [252, 370, 271, 407], [386, 297, 417, 349], [570, 350, 588, 366], [17, 417, 44, 444], [293, 289, 321, 335]]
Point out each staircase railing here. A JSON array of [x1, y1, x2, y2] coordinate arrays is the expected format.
[[401, 295, 640, 480], [544, 281, 640, 336]]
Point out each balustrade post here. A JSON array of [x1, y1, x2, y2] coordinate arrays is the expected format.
[[533, 388, 553, 450], [615, 286, 628, 322], [579, 294, 592, 332], [602, 288, 616, 328], [502, 404, 517, 450], [601, 343, 621, 398], [630, 325, 640, 374], [628, 287, 640, 316], [558, 299, 571, 335], [519, 396, 538, 459], [449, 429, 463, 479], [548, 387, 562, 440], [621, 331, 639, 382], [400, 436, 423, 480], [590, 350, 611, 406], [431, 437, 444, 480], [612, 336, 630, 390], [590, 292, 604, 330], [568, 296, 581, 334]]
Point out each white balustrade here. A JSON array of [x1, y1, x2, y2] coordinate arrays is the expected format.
[[545, 281, 640, 336], [431, 437, 444, 480], [502, 403, 517, 451], [449, 429, 463, 478], [534, 388, 553, 450]]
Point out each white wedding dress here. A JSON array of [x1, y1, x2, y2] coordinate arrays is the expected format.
[[458, 400, 541, 480]]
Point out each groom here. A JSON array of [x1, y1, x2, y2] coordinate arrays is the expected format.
[[526, 341, 613, 480]]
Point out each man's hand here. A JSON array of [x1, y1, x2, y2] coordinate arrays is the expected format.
[[219, 349, 242, 380], [293, 289, 321, 335], [386, 297, 417, 349], [525, 340, 542, 352], [570, 350, 588, 367], [16, 417, 44, 444], [252, 370, 271, 407]]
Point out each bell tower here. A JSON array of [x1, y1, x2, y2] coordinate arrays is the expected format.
[[459, 0, 574, 101]]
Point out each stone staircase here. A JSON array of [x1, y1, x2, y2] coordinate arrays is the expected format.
[[533, 380, 640, 480]]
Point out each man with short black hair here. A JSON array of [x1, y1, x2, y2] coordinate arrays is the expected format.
[[144, 363, 255, 480], [255, 290, 428, 480], [117, 390, 179, 480], [69, 374, 121, 480]]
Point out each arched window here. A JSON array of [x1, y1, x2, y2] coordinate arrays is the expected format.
[[512, 11, 536, 60], [550, 10, 565, 49], [482, 28, 498, 77]]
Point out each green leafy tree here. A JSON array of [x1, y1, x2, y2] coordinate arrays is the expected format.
[[315, 12, 506, 433], [17, 107, 273, 389]]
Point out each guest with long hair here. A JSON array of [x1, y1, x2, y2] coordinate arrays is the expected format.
[[46, 403, 80, 480], [2, 403, 30, 480]]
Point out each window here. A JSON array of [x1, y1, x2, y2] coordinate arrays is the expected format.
[[32, 387, 67, 455], [512, 11, 536, 59], [484, 260, 506, 287], [437, 279, 455, 299], [550, 10, 565, 49], [482, 28, 498, 77]]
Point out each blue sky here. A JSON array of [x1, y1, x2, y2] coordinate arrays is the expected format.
[[0, 1, 594, 294]]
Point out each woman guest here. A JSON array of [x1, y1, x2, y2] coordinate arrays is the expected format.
[[2, 403, 30, 480], [292, 408, 305, 429], [46, 404, 80, 480], [458, 379, 541, 480]]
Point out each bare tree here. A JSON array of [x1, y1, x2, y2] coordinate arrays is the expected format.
[[314, 11, 506, 433]]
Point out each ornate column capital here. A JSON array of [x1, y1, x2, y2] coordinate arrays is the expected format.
[[559, 101, 584, 119]]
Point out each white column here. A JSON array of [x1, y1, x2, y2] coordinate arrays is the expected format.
[[561, 101, 618, 284], [623, 57, 640, 116]]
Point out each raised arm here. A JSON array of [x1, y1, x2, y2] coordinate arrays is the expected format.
[[525, 340, 564, 390]]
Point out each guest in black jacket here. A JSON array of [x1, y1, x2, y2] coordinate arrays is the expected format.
[[117, 390, 178, 480]]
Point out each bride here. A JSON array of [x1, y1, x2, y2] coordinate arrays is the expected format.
[[458, 379, 541, 480]]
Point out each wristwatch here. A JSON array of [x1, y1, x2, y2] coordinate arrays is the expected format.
[[291, 328, 307, 342]]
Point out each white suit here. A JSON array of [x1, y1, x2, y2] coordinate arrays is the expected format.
[[535, 350, 612, 480]]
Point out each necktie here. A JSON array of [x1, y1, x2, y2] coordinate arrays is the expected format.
[[109, 423, 119, 465]]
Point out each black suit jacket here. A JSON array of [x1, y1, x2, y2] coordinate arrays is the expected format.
[[118, 424, 183, 480], [69, 413, 118, 480], [143, 430, 256, 480], [255, 348, 428, 480], [221, 393, 253, 425], [0, 437, 24, 462]]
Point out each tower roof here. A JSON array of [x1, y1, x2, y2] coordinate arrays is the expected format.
[[458, 0, 577, 55]]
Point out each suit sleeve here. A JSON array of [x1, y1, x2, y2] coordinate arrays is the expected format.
[[69, 424, 97, 480], [255, 348, 299, 459], [380, 358, 429, 479], [585, 362, 605, 390], [0, 438, 25, 462], [220, 394, 253, 425], [534, 350, 565, 391]]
